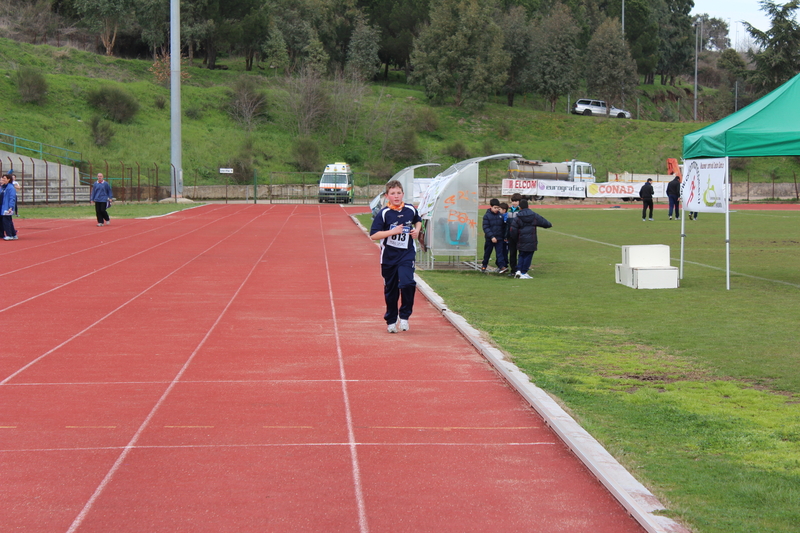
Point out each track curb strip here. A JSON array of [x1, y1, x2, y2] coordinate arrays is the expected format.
[[350, 213, 690, 533]]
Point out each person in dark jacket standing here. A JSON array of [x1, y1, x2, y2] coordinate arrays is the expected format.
[[481, 198, 508, 273], [666, 176, 681, 220], [640, 178, 654, 221], [509, 199, 552, 279], [506, 193, 521, 275], [90, 172, 113, 227]]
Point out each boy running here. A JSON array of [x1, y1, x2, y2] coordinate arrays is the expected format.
[[369, 180, 422, 333]]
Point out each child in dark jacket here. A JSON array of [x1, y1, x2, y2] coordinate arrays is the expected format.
[[481, 198, 508, 273], [509, 199, 552, 279]]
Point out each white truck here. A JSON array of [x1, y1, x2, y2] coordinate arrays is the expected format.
[[508, 159, 596, 183], [318, 162, 354, 203]]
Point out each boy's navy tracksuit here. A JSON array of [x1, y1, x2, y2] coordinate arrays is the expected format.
[[370, 204, 421, 325], [482, 209, 507, 269]]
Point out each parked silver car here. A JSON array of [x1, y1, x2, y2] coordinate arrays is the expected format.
[[572, 99, 631, 119]]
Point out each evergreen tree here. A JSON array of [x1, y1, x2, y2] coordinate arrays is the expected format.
[[531, 2, 580, 111], [345, 16, 381, 81], [74, 0, 134, 55], [262, 27, 290, 75], [497, 5, 536, 107], [585, 17, 638, 115], [745, 0, 800, 94], [410, 0, 510, 108], [656, 0, 694, 86]]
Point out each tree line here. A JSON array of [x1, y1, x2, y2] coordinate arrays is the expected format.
[[4, 0, 800, 114]]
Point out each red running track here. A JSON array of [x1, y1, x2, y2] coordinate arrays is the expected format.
[[0, 205, 645, 532]]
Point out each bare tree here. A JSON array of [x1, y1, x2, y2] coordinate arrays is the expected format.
[[229, 76, 269, 131], [328, 70, 368, 145], [283, 67, 329, 136]]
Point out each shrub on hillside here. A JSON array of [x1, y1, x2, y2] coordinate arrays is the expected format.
[[87, 86, 140, 123], [16, 66, 47, 104], [365, 159, 394, 180], [89, 116, 114, 146], [185, 106, 203, 119], [386, 128, 421, 161], [154, 94, 166, 109], [229, 76, 269, 131], [225, 143, 256, 185], [414, 107, 439, 133], [292, 137, 320, 172], [444, 141, 469, 159]]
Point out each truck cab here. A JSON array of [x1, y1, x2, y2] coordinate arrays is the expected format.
[[318, 162, 354, 203], [564, 160, 596, 183]]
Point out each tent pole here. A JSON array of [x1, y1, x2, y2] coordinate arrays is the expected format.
[[725, 157, 731, 290], [680, 213, 685, 280]]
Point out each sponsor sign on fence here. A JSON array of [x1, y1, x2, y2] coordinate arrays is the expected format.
[[502, 179, 587, 197], [586, 182, 667, 198]]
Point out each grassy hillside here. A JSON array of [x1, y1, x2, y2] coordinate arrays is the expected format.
[[2, 37, 799, 185]]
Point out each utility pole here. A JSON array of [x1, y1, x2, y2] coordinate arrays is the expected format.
[[693, 21, 699, 121], [170, 0, 183, 197]]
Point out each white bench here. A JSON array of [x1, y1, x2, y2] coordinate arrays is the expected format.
[[615, 245, 679, 289]]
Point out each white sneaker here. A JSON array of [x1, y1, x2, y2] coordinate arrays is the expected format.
[[514, 271, 521, 278], [519, 273, 533, 279], [399, 319, 409, 331], [97, 223, 104, 227], [649, 218, 653, 221], [387, 323, 398, 334]]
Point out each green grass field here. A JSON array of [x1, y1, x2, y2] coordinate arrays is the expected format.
[[360, 206, 800, 533]]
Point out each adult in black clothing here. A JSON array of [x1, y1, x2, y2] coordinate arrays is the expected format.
[[666, 176, 681, 220], [640, 178, 654, 221]]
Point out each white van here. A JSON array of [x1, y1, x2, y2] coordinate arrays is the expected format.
[[318, 162, 354, 203]]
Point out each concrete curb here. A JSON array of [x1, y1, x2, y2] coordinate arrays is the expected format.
[[350, 213, 690, 533]]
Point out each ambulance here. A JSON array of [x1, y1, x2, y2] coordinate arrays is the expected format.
[[317, 162, 354, 203]]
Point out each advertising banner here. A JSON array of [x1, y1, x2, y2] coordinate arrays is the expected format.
[[586, 182, 667, 198], [681, 158, 728, 213], [536, 180, 586, 197], [501, 178, 538, 196], [501, 179, 587, 198]]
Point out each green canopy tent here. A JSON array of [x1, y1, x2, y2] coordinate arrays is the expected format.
[[678, 75, 800, 290], [683, 72, 800, 159]]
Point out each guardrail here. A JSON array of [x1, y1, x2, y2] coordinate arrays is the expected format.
[[0, 132, 82, 165]]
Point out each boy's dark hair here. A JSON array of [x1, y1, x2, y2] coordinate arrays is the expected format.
[[519, 199, 529, 209], [511, 193, 522, 201], [499, 202, 508, 210], [489, 198, 500, 207]]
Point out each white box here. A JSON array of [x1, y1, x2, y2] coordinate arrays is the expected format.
[[616, 264, 633, 286], [622, 245, 672, 268], [631, 267, 679, 289]]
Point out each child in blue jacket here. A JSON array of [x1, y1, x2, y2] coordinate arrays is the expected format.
[[2, 173, 18, 240]]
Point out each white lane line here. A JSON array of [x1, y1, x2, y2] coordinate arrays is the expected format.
[[65, 206, 292, 533], [2, 442, 558, 454], [0, 205, 246, 315], [1, 206, 273, 385], [549, 229, 800, 289], [320, 205, 369, 533], [5, 378, 500, 386]]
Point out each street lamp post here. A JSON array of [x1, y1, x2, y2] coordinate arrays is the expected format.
[[693, 21, 698, 121]]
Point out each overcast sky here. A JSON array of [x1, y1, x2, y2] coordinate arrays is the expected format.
[[691, 0, 772, 48]]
